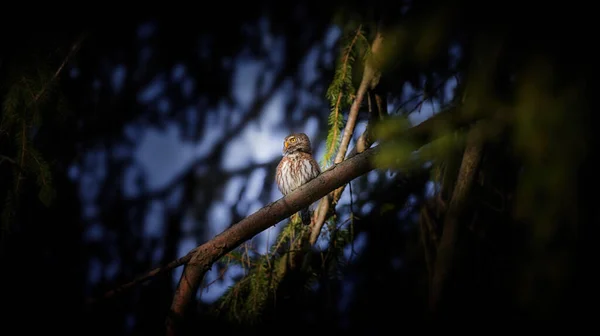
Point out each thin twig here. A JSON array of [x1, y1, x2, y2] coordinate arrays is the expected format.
[[0, 155, 17, 165], [422, 204, 439, 246], [419, 210, 435, 282], [348, 181, 357, 263], [10, 33, 87, 195], [31, 32, 87, 105], [202, 265, 230, 292], [86, 246, 199, 305]]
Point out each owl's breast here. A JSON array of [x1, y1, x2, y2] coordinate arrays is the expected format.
[[276, 152, 320, 196]]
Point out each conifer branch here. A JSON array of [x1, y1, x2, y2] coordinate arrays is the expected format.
[[323, 25, 363, 165], [333, 31, 383, 166], [30, 32, 87, 105], [311, 30, 385, 244], [4, 32, 86, 202], [419, 206, 438, 283], [165, 146, 381, 336]]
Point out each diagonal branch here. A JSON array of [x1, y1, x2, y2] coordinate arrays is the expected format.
[[429, 124, 484, 313], [325, 24, 363, 162], [31, 32, 88, 106], [12, 32, 87, 195], [165, 146, 381, 335], [333, 31, 384, 166], [85, 246, 200, 305], [310, 30, 385, 244], [89, 101, 491, 333]]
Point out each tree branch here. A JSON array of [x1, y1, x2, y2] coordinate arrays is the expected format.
[[332, 32, 384, 166], [165, 145, 381, 335], [310, 30, 385, 244], [429, 124, 484, 314], [32, 32, 87, 105], [87, 97, 495, 332], [85, 246, 201, 305], [88, 104, 494, 333]]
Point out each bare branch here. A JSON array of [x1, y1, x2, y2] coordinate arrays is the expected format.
[[32, 32, 87, 105], [85, 247, 199, 305]]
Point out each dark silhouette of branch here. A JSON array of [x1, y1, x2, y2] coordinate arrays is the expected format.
[[429, 125, 484, 314], [85, 247, 198, 305], [165, 145, 381, 336], [31, 32, 88, 105]]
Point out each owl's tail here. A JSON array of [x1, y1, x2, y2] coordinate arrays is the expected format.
[[300, 207, 312, 226]]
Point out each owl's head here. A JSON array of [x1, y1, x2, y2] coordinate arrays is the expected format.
[[282, 133, 312, 155]]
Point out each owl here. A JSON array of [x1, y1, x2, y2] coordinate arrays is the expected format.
[[275, 133, 321, 225]]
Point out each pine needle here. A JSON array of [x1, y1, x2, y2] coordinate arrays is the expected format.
[[322, 25, 365, 167]]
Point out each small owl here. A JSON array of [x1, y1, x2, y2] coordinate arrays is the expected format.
[[275, 133, 321, 225]]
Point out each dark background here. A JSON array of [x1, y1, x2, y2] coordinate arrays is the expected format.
[[1, 1, 597, 335]]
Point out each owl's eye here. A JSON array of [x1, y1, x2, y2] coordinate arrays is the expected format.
[[290, 137, 296, 143]]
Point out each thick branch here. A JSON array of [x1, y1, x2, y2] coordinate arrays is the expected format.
[[165, 146, 381, 335], [88, 106, 477, 305], [429, 126, 484, 313]]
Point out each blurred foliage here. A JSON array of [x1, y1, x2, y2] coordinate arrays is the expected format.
[[367, 0, 592, 323]]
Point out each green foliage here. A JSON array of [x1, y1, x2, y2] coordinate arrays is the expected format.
[[0, 58, 68, 234], [210, 216, 311, 324], [210, 208, 358, 325], [322, 24, 370, 167]]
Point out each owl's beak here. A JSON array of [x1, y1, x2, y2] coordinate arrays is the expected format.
[[284, 140, 289, 150]]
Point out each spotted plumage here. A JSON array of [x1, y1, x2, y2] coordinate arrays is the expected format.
[[275, 133, 321, 224]]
